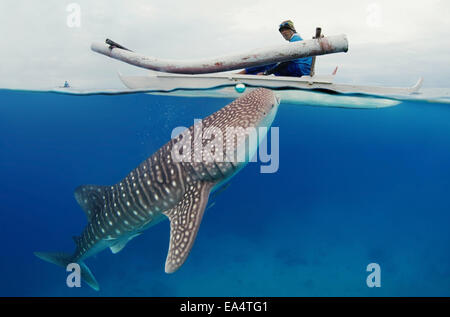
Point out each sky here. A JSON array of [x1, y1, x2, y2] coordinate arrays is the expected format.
[[0, 0, 449, 89]]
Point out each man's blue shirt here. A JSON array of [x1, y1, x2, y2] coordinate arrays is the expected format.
[[245, 33, 312, 77], [288, 34, 312, 76]]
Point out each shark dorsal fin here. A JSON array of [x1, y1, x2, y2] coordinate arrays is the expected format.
[[74, 185, 108, 221], [163, 181, 213, 273]]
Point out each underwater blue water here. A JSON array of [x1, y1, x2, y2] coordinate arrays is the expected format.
[[0, 88, 449, 297]]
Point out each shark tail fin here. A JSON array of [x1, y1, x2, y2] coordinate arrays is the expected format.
[[34, 252, 72, 268], [34, 252, 100, 291], [79, 261, 100, 291]]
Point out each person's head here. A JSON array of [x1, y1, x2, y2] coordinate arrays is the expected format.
[[278, 20, 296, 41]]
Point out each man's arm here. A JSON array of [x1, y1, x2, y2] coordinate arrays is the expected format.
[[263, 62, 287, 75]]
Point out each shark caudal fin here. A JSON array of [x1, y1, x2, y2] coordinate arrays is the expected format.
[[34, 252, 100, 291]]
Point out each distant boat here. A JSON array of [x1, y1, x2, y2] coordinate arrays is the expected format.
[[58, 81, 71, 88]]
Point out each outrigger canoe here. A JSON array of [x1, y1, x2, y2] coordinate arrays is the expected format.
[[91, 32, 423, 108]]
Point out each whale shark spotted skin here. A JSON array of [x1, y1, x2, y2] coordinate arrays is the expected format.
[[35, 88, 280, 290]]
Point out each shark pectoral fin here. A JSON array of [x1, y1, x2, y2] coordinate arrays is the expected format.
[[163, 181, 213, 273], [109, 233, 142, 254]]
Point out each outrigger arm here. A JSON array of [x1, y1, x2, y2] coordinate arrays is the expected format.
[[91, 35, 348, 74]]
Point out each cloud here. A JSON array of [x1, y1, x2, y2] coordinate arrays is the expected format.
[[0, 0, 448, 89]]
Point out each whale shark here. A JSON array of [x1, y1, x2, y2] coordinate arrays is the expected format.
[[35, 88, 280, 290]]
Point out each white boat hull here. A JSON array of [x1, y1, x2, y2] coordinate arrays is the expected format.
[[118, 72, 423, 109], [119, 72, 422, 95]]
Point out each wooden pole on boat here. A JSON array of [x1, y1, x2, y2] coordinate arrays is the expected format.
[[309, 27, 322, 77], [91, 34, 348, 74]]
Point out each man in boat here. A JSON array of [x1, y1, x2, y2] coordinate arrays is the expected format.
[[238, 20, 312, 77]]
